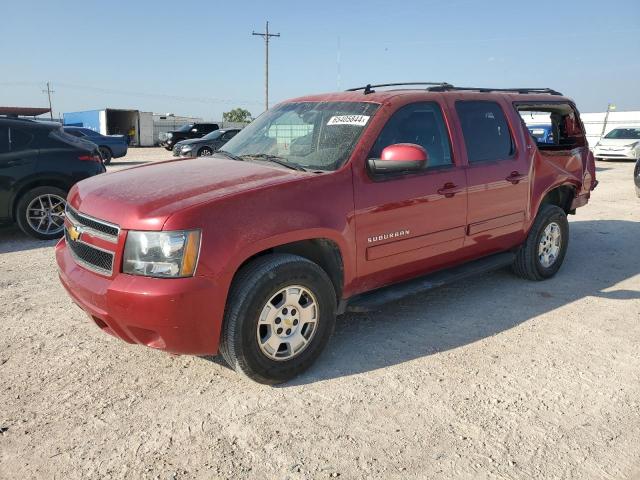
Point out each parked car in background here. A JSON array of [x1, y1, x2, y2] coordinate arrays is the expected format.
[[173, 128, 241, 157], [593, 127, 640, 161], [527, 124, 554, 144], [634, 158, 640, 197], [1, 118, 105, 239], [63, 127, 128, 165], [57, 83, 597, 383], [160, 123, 220, 151]]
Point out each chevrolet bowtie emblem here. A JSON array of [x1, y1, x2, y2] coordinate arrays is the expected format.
[[68, 224, 81, 242]]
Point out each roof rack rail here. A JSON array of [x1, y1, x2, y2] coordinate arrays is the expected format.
[[426, 85, 563, 95], [346, 82, 454, 95], [346, 83, 563, 96]]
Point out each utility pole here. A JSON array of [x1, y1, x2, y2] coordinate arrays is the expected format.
[[252, 21, 280, 111], [42, 82, 55, 120], [599, 103, 616, 140]]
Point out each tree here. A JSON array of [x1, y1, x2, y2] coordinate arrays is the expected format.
[[223, 108, 252, 123]]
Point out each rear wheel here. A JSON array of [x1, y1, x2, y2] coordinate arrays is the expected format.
[[219, 254, 336, 384], [15, 186, 67, 240], [198, 146, 213, 156], [512, 204, 568, 280], [99, 147, 112, 165]]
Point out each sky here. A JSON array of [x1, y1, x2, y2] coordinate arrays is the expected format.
[[2, 0, 639, 120]]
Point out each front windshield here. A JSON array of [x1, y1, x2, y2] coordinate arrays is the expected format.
[[220, 101, 380, 171], [202, 130, 224, 140], [604, 128, 640, 140], [176, 124, 195, 133]]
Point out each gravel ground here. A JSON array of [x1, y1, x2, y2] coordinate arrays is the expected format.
[[1, 148, 639, 480]]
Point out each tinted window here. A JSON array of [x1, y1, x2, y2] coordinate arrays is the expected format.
[[221, 130, 238, 140], [456, 101, 514, 163], [370, 102, 452, 168], [66, 129, 85, 137], [0, 126, 9, 154], [10, 127, 34, 151]]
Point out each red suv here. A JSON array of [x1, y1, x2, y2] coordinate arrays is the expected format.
[[56, 83, 597, 383]]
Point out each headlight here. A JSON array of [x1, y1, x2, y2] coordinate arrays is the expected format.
[[123, 230, 201, 278], [167, 133, 173, 138], [626, 141, 639, 149], [594, 142, 600, 148], [181, 145, 193, 151]]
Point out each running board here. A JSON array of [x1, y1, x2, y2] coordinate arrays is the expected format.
[[343, 252, 516, 313]]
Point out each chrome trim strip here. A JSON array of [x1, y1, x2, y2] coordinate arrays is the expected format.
[[65, 205, 120, 242]]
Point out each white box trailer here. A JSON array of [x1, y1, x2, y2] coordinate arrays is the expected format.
[[63, 108, 156, 147]]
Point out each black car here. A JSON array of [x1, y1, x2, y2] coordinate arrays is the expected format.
[[0, 117, 105, 239], [172, 128, 241, 157], [161, 123, 219, 151]]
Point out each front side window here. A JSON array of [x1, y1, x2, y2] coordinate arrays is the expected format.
[[456, 101, 514, 163], [66, 129, 85, 138], [0, 126, 9, 154], [221, 101, 380, 171], [369, 102, 452, 168]]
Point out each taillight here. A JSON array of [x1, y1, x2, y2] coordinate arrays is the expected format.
[[78, 154, 102, 163]]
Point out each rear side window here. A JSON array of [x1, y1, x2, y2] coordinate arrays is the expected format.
[[9, 127, 34, 151], [456, 101, 514, 163], [66, 130, 85, 138], [369, 102, 452, 168]]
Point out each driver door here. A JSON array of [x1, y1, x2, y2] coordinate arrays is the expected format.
[[352, 101, 468, 290]]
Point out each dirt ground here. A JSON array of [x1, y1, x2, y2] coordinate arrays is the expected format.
[[1, 148, 639, 480]]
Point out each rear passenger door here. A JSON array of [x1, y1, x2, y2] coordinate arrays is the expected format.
[[452, 99, 531, 250]]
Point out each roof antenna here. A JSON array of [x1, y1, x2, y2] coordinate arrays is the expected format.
[[363, 84, 374, 95]]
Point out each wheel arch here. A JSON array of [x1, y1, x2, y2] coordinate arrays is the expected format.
[[11, 177, 71, 221], [536, 183, 577, 217], [231, 237, 345, 301]]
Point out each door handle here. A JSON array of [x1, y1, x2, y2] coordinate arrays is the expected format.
[[506, 171, 527, 184], [437, 182, 464, 198]]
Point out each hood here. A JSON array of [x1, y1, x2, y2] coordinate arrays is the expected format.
[[68, 156, 303, 230], [596, 138, 639, 147]]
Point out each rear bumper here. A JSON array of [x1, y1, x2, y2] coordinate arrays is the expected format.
[[110, 144, 128, 158], [55, 238, 224, 355]]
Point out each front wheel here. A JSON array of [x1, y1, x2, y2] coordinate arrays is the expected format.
[[219, 254, 337, 384], [512, 204, 569, 280]]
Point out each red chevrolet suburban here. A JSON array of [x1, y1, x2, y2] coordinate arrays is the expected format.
[[56, 83, 597, 384]]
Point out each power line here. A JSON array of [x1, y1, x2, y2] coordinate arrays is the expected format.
[[252, 21, 280, 111]]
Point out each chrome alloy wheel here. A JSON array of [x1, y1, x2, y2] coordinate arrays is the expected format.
[[26, 194, 66, 236], [256, 285, 319, 361], [538, 222, 562, 268]]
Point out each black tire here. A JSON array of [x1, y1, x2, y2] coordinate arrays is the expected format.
[[198, 146, 213, 156], [99, 147, 112, 165], [15, 186, 68, 240], [512, 204, 569, 281], [219, 254, 337, 384], [164, 146, 173, 151]]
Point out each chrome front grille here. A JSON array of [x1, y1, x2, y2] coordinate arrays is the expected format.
[[65, 228, 115, 275], [66, 206, 119, 242]]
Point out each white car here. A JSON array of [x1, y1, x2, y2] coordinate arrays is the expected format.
[[593, 128, 640, 161]]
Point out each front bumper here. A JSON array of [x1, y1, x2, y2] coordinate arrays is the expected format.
[[56, 237, 223, 355], [593, 147, 639, 160]]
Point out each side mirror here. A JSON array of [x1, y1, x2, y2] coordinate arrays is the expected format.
[[367, 143, 428, 175]]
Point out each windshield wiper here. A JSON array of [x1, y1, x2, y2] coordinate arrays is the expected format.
[[215, 150, 243, 161], [239, 154, 308, 172]]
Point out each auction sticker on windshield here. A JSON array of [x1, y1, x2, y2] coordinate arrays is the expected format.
[[326, 115, 370, 126]]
